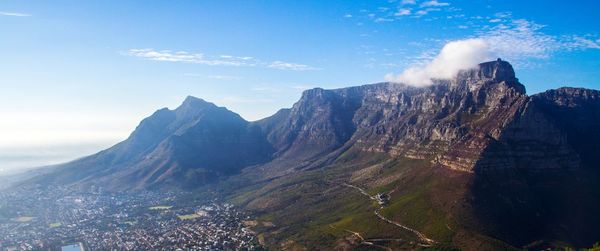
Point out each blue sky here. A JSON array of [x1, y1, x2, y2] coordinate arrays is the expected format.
[[0, 0, 599, 173]]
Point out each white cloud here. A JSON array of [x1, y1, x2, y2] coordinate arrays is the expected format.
[[489, 18, 502, 23], [375, 17, 394, 23], [251, 86, 279, 92], [385, 18, 600, 86], [413, 8, 441, 17], [401, 0, 416, 5], [344, 14, 353, 18], [395, 8, 411, 16], [291, 85, 313, 90], [494, 12, 512, 19], [0, 11, 31, 17], [481, 19, 559, 60], [415, 10, 428, 16], [127, 49, 255, 66], [218, 96, 274, 104], [420, 0, 449, 7], [565, 36, 600, 50], [127, 49, 318, 71], [268, 61, 319, 71], [208, 75, 242, 80], [385, 38, 490, 86]]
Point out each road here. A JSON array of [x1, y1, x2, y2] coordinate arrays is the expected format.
[[342, 183, 435, 246]]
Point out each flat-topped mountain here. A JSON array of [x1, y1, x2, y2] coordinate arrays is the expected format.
[[25, 59, 600, 250]]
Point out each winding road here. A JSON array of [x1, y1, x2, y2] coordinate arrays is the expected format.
[[342, 183, 435, 246]]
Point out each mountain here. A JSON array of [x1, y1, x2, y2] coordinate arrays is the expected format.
[[224, 59, 600, 250], [26, 59, 600, 250], [34, 96, 274, 189]]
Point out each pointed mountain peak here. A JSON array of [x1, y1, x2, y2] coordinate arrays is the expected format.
[[182, 95, 209, 106], [171, 96, 221, 121], [178, 96, 216, 110]]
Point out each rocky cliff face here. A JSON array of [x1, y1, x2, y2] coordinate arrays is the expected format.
[[531, 88, 600, 167], [260, 59, 578, 173], [26, 59, 600, 249], [34, 59, 598, 189]]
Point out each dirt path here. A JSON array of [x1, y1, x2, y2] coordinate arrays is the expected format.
[[329, 225, 393, 251], [342, 183, 435, 246]]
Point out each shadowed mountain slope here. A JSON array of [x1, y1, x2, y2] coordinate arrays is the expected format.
[[26, 59, 600, 250], [34, 96, 274, 189]]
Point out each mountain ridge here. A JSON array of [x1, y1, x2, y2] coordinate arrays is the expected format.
[[21, 59, 600, 250]]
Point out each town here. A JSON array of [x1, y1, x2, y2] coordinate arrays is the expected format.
[[0, 185, 262, 250]]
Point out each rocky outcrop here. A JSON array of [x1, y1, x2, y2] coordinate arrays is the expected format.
[[530, 88, 600, 167], [31, 59, 600, 190], [256, 59, 596, 173], [259, 59, 561, 172]]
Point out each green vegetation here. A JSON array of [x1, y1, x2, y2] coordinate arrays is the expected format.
[[177, 214, 201, 220], [227, 156, 437, 249], [585, 242, 600, 251], [227, 154, 470, 249], [149, 205, 172, 210]]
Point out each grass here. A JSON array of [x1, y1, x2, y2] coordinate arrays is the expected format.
[[177, 214, 201, 220], [224, 154, 464, 249], [49, 222, 62, 228], [378, 166, 457, 242], [149, 205, 172, 210], [244, 166, 419, 248]]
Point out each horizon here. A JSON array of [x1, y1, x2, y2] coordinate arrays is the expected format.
[[1, 0, 599, 174]]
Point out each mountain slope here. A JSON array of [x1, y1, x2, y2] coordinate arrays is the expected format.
[[34, 96, 274, 189], [25, 59, 600, 250], [222, 60, 600, 250]]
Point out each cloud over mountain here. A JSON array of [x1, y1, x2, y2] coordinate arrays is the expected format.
[[385, 38, 490, 86], [386, 19, 600, 86]]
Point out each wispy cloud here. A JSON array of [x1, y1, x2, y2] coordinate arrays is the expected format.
[[268, 61, 319, 71], [0, 11, 31, 17], [401, 0, 416, 5], [565, 35, 600, 50], [127, 49, 318, 71], [291, 85, 313, 90], [208, 75, 242, 80], [420, 0, 450, 7], [250, 86, 279, 92], [127, 49, 256, 66], [218, 96, 275, 104], [478, 19, 565, 63], [394, 8, 411, 16], [375, 17, 394, 23], [386, 18, 600, 86], [414, 8, 441, 17]]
